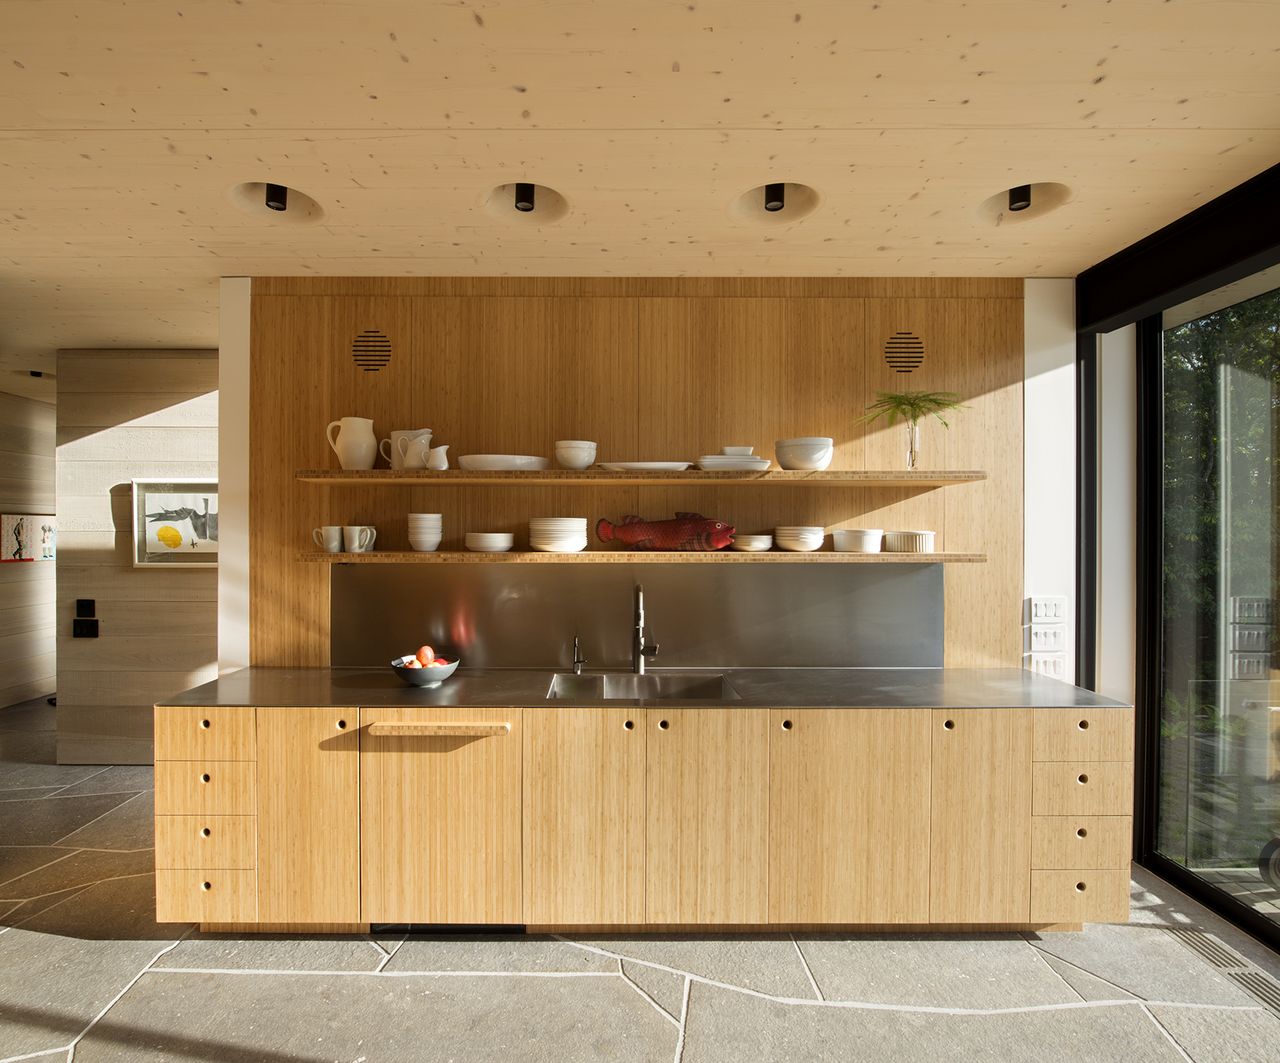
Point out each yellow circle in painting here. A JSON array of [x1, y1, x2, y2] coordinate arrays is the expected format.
[[156, 525, 183, 549]]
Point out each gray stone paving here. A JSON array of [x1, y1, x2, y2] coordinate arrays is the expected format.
[[2, 695, 1279, 1062]]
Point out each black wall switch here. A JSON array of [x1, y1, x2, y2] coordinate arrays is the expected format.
[[72, 618, 99, 638], [75, 598, 95, 618]]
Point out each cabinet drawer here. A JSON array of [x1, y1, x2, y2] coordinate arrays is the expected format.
[[155, 761, 257, 815], [1032, 816, 1131, 869], [1032, 762, 1132, 816], [156, 869, 257, 923], [1033, 707, 1134, 762], [1030, 870, 1130, 924], [155, 815, 257, 870], [155, 706, 255, 762]]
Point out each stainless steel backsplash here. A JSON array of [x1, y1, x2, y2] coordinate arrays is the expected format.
[[331, 563, 944, 669]]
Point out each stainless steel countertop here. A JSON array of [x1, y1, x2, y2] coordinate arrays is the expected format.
[[158, 667, 1129, 710]]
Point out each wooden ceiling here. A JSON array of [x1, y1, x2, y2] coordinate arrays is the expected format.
[[3, 0, 1279, 400]]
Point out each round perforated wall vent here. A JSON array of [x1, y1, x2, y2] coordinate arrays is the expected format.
[[352, 330, 392, 372], [883, 331, 925, 374]]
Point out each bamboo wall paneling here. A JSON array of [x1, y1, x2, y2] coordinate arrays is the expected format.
[[250, 278, 1023, 666]]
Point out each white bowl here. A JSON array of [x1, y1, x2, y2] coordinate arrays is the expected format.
[[458, 454, 550, 471], [721, 445, 755, 456], [775, 438, 835, 471], [465, 532, 514, 552], [530, 537, 588, 553], [408, 537, 441, 552], [833, 529, 884, 553], [884, 530, 936, 553], [554, 441, 598, 470], [732, 534, 773, 552]]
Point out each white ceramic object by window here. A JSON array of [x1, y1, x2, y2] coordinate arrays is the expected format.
[[883, 530, 936, 553], [833, 529, 884, 553], [774, 437, 834, 471], [555, 440, 597, 470]]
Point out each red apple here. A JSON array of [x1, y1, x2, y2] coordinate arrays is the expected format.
[[415, 644, 435, 666], [402, 658, 422, 669]]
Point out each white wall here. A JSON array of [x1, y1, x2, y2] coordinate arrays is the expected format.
[[1023, 279, 1077, 680], [218, 278, 251, 673], [1096, 325, 1138, 704]]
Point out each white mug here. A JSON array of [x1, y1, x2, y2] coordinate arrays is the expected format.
[[399, 432, 434, 470], [381, 429, 432, 470], [311, 526, 343, 553], [343, 525, 376, 552]]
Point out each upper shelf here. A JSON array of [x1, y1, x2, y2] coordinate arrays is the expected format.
[[298, 550, 987, 565], [295, 469, 987, 488]]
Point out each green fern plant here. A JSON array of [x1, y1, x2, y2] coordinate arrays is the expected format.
[[858, 390, 966, 469]]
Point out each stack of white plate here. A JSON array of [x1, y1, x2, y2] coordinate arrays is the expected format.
[[408, 513, 442, 552], [774, 525, 826, 552], [696, 454, 772, 472], [529, 517, 588, 553], [465, 532, 514, 553]]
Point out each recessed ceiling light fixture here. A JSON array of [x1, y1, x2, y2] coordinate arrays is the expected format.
[[764, 183, 786, 212], [514, 182, 536, 212], [1007, 185, 1032, 212], [731, 182, 819, 224], [977, 182, 1071, 225], [264, 183, 289, 212], [484, 182, 568, 224]]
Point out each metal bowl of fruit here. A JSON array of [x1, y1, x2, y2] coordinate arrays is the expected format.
[[391, 646, 459, 687]]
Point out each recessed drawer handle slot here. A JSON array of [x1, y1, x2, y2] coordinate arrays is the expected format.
[[201, 881, 212, 892], [1076, 827, 1088, 838], [201, 827, 212, 838], [1077, 719, 1089, 730], [1076, 773, 1089, 785], [781, 719, 793, 731], [1075, 881, 1087, 892], [200, 719, 211, 730], [199, 773, 211, 784], [367, 722, 510, 738]]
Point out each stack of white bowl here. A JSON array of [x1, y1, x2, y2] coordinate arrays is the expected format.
[[732, 533, 774, 553], [465, 532, 514, 553], [774, 525, 826, 552], [529, 517, 588, 552], [408, 513, 442, 552]]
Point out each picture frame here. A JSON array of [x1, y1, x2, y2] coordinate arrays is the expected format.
[[131, 478, 219, 568], [0, 514, 56, 562]]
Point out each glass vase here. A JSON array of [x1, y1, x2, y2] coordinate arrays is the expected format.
[[906, 420, 920, 470]]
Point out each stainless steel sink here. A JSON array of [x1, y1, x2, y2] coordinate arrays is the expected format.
[[546, 672, 740, 701]]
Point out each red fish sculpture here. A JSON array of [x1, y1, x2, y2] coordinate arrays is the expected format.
[[596, 513, 735, 552]]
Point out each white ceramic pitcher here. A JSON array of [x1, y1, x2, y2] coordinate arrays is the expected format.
[[426, 444, 450, 470], [326, 416, 377, 470]]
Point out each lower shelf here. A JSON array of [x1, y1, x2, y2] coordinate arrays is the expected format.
[[297, 550, 986, 564]]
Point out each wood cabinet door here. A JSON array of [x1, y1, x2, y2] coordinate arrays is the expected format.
[[360, 707, 522, 924], [523, 707, 645, 926], [769, 708, 931, 923], [930, 708, 1032, 922], [646, 708, 769, 924], [256, 707, 359, 923]]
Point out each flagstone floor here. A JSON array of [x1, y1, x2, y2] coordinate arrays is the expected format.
[[3, 695, 1280, 1062]]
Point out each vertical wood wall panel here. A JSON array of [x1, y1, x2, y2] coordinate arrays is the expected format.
[[0, 391, 56, 708], [55, 350, 218, 763], [250, 279, 1023, 667]]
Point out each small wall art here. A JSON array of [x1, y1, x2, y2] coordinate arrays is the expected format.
[[132, 479, 218, 568], [0, 515, 56, 562]]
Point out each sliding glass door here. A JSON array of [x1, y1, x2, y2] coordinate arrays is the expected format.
[[1156, 278, 1280, 929]]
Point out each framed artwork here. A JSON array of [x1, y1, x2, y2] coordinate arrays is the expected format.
[[131, 479, 218, 568], [1, 515, 56, 562]]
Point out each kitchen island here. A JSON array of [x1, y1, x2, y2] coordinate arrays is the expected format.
[[154, 667, 1133, 934]]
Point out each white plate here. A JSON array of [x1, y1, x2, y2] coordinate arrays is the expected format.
[[696, 459, 772, 471], [598, 462, 692, 472], [457, 454, 551, 471]]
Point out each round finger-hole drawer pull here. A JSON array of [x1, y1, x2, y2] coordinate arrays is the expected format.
[[1075, 881, 1087, 893], [201, 881, 213, 892], [1076, 773, 1089, 785], [781, 719, 793, 730], [200, 773, 211, 784], [658, 719, 670, 730], [200, 719, 211, 729], [1077, 719, 1089, 730], [201, 827, 212, 838], [336, 719, 347, 730], [623, 719, 634, 730], [943, 719, 955, 730], [1076, 827, 1088, 838]]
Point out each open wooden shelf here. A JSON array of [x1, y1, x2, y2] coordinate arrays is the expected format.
[[298, 550, 986, 565], [296, 469, 986, 488]]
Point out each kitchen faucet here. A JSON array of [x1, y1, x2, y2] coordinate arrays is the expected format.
[[633, 584, 659, 674], [571, 634, 586, 676]]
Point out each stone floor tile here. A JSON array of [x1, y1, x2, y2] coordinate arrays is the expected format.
[[795, 934, 1077, 1008], [1029, 924, 1258, 1006], [0, 792, 136, 846], [52, 765, 155, 798], [1036, 951, 1138, 1001], [0, 845, 73, 888], [386, 933, 617, 973], [0, 784, 63, 800], [680, 981, 1184, 1063], [0, 926, 177, 1059], [55, 790, 154, 850], [0, 883, 94, 927], [0, 848, 154, 901], [0, 699, 56, 733], [1147, 1003, 1280, 1063], [156, 933, 390, 973], [0, 731, 103, 790], [622, 958, 687, 1020], [18, 870, 175, 941], [569, 935, 816, 998], [73, 970, 676, 1063]]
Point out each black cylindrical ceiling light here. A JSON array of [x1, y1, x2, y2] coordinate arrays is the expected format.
[[514, 182, 536, 212], [1008, 184, 1032, 212], [764, 183, 786, 212], [264, 183, 288, 212]]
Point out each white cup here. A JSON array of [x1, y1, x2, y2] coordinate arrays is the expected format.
[[380, 429, 432, 470], [555, 440, 597, 470], [343, 525, 376, 552], [312, 526, 343, 553]]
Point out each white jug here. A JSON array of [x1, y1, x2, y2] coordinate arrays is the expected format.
[[326, 416, 377, 470], [426, 444, 450, 471]]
